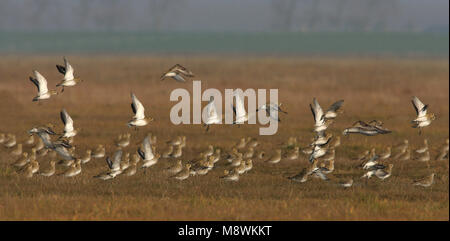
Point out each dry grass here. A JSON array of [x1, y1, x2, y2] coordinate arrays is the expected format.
[[0, 55, 448, 220]]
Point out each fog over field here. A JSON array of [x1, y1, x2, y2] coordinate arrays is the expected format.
[[0, 0, 448, 32]]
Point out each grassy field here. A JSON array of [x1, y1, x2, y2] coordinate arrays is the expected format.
[[0, 55, 448, 220]]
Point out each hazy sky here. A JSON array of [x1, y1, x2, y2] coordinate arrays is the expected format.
[[0, 0, 448, 32]]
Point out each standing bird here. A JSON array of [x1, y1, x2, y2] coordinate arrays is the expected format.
[[29, 70, 58, 102], [266, 149, 282, 164], [160, 64, 194, 82], [413, 173, 435, 187], [415, 139, 429, 154], [59, 108, 78, 139], [411, 96, 436, 135], [171, 164, 191, 180], [435, 139, 449, 161], [128, 93, 154, 129], [55, 57, 83, 92], [204, 96, 221, 132], [39, 161, 56, 177], [92, 144, 106, 159]]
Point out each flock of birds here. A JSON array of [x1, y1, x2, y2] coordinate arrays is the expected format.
[[0, 57, 448, 189]]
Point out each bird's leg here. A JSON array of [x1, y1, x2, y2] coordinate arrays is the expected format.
[[205, 125, 210, 133], [61, 87, 65, 93]]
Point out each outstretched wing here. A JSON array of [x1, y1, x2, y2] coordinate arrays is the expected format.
[[310, 98, 324, 125], [327, 100, 344, 112], [411, 96, 427, 118], [60, 109, 74, 132], [111, 149, 123, 171], [233, 92, 247, 119], [33, 70, 49, 94], [29, 76, 40, 92], [131, 93, 145, 119], [174, 64, 194, 77], [63, 57, 74, 80], [141, 135, 154, 160], [56, 65, 66, 75], [172, 74, 186, 82]]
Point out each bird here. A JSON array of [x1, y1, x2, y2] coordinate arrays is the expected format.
[[285, 147, 300, 161], [29, 70, 58, 102], [435, 139, 449, 161], [38, 160, 56, 177], [311, 132, 333, 146], [22, 164, 34, 178], [319, 159, 335, 174], [10, 143, 22, 156], [244, 159, 253, 172], [171, 164, 191, 180], [33, 137, 44, 152], [122, 154, 140, 177], [3, 134, 16, 148], [231, 91, 250, 125], [362, 164, 393, 180], [166, 160, 183, 175], [128, 93, 154, 129], [220, 169, 239, 182], [0, 133, 5, 144], [309, 145, 328, 163], [266, 149, 282, 164], [379, 146, 391, 160], [411, 96, 436, 134], [94, 149, 123, 180], [59, 108, 78, 139], [92, 144, 106, 159], [162, 145, 174, 158], [356, 150, 370, 161], [28, 126, 74, 161], [115, 133, 131, 148], [140, 135, 160, 168], [415, 150, 430, 162], [120, 153, 130, 171], [160, 64, 194, 82], [287, 168, 309, 183], [204, 96, 221, 132], [288, 160, 319, 183], [55, 57, 82, 92], [324, 99, 344, 119], [257, 102, 288, 122], [343, 120, 391, 136], [24, 135, 35, 146], [337, 179, 353, 188], [170, 145, 183, 158], [317, 148, 335, 162], [243, 147, 254, 159], [310, 98, 334, 133], [415, 139, 429, 154], [61, 159, 82, 178], [13, 152, 30, 168], [80, 149, 92, 164], [234, 138, 247, 149], [413, 173, 435, 187], [398, 149, 411, 161]]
